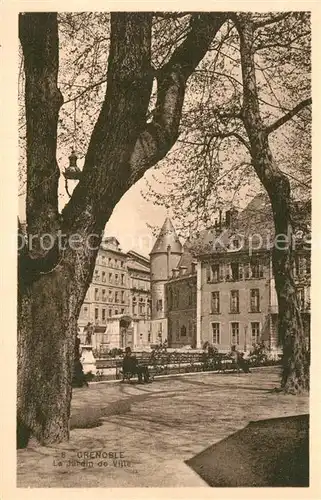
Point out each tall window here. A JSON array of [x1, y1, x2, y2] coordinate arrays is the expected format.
[[95, 308, 99, 320], [251, 322, 260, 344], [109, 309, 112, 317], [102, 271, 106, 283], [115, 292, 119, 303], [231, 262, 243, 281], [102, 289, 106, 302], [115, 274, 119, 285], [156, 299, 163, 312], [250, 261, 264, 279], [230, 290, 239, 313], [94, 269, 99, 282], [212, 323, 220, 344], [102, 308, 106, 321], [211, 291, 220, 314], [180, 325, 187, 337], [109, 273, 113, 283], [121, 308, 125, 314], [121, 274, 125, 285], [121, 291, 125, 303], [95, 288, 99, 301], [115, 259, 118, 268], [250, 289, 260, 312], [211, 264, 219, 282], [83, 306, 88, 318], [231, 322, 239, 345]]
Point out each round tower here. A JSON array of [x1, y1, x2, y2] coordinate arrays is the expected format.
[[150, 218, 182, 343]]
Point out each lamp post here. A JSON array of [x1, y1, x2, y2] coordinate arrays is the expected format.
[[244, 325, 248, 353], [63, 149, 81, 197]]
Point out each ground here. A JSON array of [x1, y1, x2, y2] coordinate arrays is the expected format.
[[17, 366, 308, 487]]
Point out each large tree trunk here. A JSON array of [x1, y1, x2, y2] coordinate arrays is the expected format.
[[236, 15, 309, 393], [18, 11, 229, 446]]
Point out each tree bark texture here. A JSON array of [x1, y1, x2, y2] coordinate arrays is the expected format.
[[236, 14, 309, 393], [18, 12, 228, 446]]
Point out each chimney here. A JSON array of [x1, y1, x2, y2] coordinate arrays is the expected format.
[[225, 210, 231, 228], [172, 268, 179, 278], [179, 266, 187, 276]]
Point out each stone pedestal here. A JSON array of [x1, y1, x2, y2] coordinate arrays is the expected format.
[[80, 345, 96, 374]]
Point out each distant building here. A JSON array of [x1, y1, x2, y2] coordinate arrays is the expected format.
[[78, 237, 130, 348], [149, 218, 182, 344], [151, 194, 311, 353], [78, 240, 152, 351]]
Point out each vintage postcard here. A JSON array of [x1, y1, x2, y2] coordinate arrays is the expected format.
[[1, 0, 320, 498]]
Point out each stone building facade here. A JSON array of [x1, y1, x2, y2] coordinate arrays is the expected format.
[[78, 239, 151, 350], [151, 194, 311, 353]]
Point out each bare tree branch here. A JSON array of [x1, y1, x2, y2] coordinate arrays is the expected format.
[[253, 13, 292, 29], [129, 13, 228, 182], [209, 131, 251, 151], [266, 98, 312, 134]]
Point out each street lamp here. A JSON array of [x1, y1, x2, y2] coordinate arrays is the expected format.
[[63, 149, 81, 197]]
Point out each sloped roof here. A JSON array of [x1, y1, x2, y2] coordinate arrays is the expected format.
[[182, 193, 311, 258], [150, 217, 183, 255], [126, 259, 150, 273]]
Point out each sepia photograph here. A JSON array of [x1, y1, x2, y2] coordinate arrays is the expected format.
[[6, 5, 316, 491]]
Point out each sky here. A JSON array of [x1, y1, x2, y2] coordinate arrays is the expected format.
[[18, 167, 169, 259]]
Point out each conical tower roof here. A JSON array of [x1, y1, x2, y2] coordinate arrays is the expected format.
[[150, 218, 183, 255]]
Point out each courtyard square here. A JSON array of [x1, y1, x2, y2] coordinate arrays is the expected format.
[[17, 367, 309, 488]]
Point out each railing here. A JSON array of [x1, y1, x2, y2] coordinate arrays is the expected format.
[[93, 351, 243, 381]]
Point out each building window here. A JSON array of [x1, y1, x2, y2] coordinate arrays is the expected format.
[[133, 303, 137, 315], [230, 290, 239, 313], [95, 288, 99, 301], [120, 260, 124, 268], [102, 271, 106, 283], [211, 291, 220, 314], [233, 238, 240, 249], [231, 322, 239, 345], [102, 308, 106, 321], [251, 322, 260, 344], [102, 289, 106, 302], [115, 292, 119, 303], [109, 273, 113, 283], [94, 269, 100, 282], [108, 290, 113, 302], [211, 264, 219, 282], [148, 333, 151, 342], [108, 258, 112, 267], [231, 262, 242, 281], [250, 289, 260, 312], [188, 320, 193, 337], [109, 309, 112, 317], [180, 325, 187, 337], [121, 290, 125, 303], [121, 308, 125, 314], [115, 274, 119, 285], [156, 299, 163, 312], [250, 261, 264, 279], [121, 274, 125, 285], [83, 306, 88, 318], [115, 259, 118, 268], [95, 308, 99, 320], [212, 323, 220, 344]]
